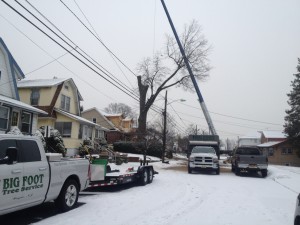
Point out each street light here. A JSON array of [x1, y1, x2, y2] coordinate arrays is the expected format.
[[162, 90, 185, 163]]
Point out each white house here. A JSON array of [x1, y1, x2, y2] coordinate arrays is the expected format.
[[0, 37, 46, 134]]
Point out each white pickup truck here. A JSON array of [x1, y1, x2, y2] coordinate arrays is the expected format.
[[0, 135, 90, 216], [188, 146, 220, 175]]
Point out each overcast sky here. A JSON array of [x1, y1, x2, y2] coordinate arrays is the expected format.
[[1, 0, 299, 141]]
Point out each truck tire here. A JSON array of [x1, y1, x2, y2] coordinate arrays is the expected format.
[[188, 165, 192, 174], [139, 168, 148, 186], [216, 167, 220, 175], [55, 179, 79, 212], [231, 164, 235, 172], [235, 168, 240, 176], [261, 169, 268, 178], [148, 167, 154, 183]]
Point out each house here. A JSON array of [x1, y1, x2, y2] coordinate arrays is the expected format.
[[17, 77, 107, 155], [104, 113, 136, 142], [260, 131, 286, 143], [0, 37, 47, 134], [81, 108, 123, 144], [258, 140, 300, 167], [238, 131, 261, 147]]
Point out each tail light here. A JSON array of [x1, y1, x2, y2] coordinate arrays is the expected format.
[[88, 163, 91, 180]]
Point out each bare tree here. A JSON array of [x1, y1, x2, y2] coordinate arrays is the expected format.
[[104, 103, 137, 118], [137, 20, 211, 139]]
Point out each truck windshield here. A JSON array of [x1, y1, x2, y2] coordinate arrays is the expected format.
[[236, 148, 260, 155], [192, 147, 215, 154]]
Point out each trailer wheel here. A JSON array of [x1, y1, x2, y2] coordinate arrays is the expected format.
[[139, 168, 148, 186], [55, 179, 79, 212], [148, 167, 154, 183]]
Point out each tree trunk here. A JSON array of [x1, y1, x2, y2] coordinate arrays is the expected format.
[[137, 76, 149, 141]]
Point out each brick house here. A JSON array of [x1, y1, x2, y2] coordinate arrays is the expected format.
[[258, 140, 300, 167]]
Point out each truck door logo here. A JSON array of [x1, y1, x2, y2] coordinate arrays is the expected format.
[[1, 174, 44, 195]]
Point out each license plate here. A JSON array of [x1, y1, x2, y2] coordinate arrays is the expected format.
[[200, 165, 206, 168], [249, 164, 257, 168]]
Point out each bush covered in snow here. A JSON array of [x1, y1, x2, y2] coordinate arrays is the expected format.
[[37, 126, 67, 157]]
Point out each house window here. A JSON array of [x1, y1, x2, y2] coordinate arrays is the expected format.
[[84, 126, 92, 140], [268, 148, 274, 156], [64, 85, 69, 90], [55, 122, 72, 137], [281, 148, 293, 155], [0, 106, 9, 130], [30, 89, 40, 105], [60, 95, 70, 112], [21, 112, 31, 134], [92, 118, 97, 123], [11, 111, 19, 126]]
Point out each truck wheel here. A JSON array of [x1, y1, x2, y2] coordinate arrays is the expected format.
[[148, 167, 154, 183], [139, 168, 148, 186], [188, 165, 192, 174], [235, 168, 240, 176], [55, 179, 79, 212], [216, 167, 220, 175], [261, 169, 268, 178], [231, 164, 235, 172]]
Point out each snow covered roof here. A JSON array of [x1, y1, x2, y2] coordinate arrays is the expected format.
[[17, 77, 83, 101], [257, 141, 282, 147], [55, 108, 109, 131], [122, 117, 133, 122], [0, 94, 47, 114], [239, 131, 261, 139], [262, 131, 286, 139], [17, 78, 69, 88], [104, 113, 123, 117], [82, 107, 118, 130]]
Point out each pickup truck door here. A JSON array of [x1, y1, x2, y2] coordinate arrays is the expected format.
[[18, 140, 49, 206], [0, 139, 24, 214]]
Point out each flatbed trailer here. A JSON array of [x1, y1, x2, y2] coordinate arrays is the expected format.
[[88, 159, 157, 188]]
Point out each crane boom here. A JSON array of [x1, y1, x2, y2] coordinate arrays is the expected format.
[[160, 0, 217, 135]]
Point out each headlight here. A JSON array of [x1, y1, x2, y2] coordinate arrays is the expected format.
[[213, 158, 219, 163], [189, 157, 195, 161]]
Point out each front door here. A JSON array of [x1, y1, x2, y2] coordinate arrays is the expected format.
[[0, 139, 24, 215]]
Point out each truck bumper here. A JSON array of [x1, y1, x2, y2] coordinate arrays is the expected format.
[[189, 162, 219, 170], [238, 164, 268, 170]]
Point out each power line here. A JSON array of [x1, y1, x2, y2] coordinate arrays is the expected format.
[[1, 12, 118, 102], [179, 102, 282, 126], [23, 0, 138, 100], [59, 0, 137, 78], [71, 0, 135, 89], [7, 0, 139, 102]]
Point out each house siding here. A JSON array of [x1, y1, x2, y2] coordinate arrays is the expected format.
[[0, 48, 14, 98], [269, 146, 300, 167], [56, 81, 79, 115]]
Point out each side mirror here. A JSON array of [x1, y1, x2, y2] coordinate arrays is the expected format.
[[5, 147, 18, 164]]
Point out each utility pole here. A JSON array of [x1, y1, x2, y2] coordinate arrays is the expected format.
[[162, 90, 167, 163]]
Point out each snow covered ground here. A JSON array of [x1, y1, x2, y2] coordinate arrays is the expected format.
[[2, 154, 299, 225]]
